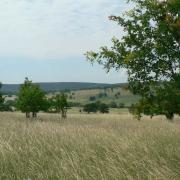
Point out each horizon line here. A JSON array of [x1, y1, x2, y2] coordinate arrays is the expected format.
[[2, 81, 128, 85]]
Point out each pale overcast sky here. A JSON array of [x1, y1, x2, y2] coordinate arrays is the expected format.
[[0, 0, 132, 84]]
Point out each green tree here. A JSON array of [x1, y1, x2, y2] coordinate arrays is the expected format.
[[86, 0, 180, 120], [0, 83, 13, 112], [54, 93, 68, 118], [17, 78, 46, 118], [83, 103, 98, 113], [99, 103, 109, 114], [0, 83, 5, 111], [83, 102, 109, 114], [0, 83, 3, 104], [109, 101, 118, 108]]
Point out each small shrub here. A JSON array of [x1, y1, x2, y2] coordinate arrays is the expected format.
[[109, 101, 118, 108], [83, 103, 98, 113], [99, 103, 109, 113]]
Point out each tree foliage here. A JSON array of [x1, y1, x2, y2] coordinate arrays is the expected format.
[[53, 93, 68, 118], [98, 103, 109, 113], [0, 83, 4, 105], [0, 82, 13, 112], [86, 0, 180, 120], [17, 78, 47, 118], [83, 102, 109, 114], [0, 82, 5, 111], [83, 103, 98, 114]]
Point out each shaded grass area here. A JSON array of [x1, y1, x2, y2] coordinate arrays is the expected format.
[[68, 107, 130, 114], [0, 112, 179, 179]]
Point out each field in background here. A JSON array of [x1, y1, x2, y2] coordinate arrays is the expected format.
[[0, 112, 179, 179], [5, 85, 140, 108], [47, 86, 140, 107], [68, 87, 139, 106]]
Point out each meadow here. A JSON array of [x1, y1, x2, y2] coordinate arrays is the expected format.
[[51, 86, 140, 107], [5, 86, 140, 108], [0, 112, 179, 179]]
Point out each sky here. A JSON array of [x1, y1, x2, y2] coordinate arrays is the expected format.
[[0, 0, 132, 84]]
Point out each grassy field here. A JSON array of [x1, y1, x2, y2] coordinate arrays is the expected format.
[[5, 86, 140, 108], [0, 112, 179, 179], [47, 86, 140, 107]]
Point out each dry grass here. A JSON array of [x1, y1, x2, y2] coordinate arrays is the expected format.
[[0, 112, 179, 179]]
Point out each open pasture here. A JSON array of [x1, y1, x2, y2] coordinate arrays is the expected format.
[[0, 112, 179, 179]]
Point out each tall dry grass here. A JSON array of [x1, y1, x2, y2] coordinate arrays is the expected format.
[[0, 112, 179, 179]]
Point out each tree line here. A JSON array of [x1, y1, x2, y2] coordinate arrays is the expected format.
[[0, 78, 112, 118], [0, 78, 68, 119]]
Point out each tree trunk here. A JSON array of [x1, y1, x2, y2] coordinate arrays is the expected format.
[[61, 110, 67, 119], [32, 112, 37, 118], [26, 112, 30, 118]]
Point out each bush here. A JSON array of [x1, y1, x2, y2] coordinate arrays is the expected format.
[[109, 101, 118, 108], [99, 103, 109, 113], [0, 103, 12, 112], [83, 102, 109, 114], [83, 103, 98, 113]]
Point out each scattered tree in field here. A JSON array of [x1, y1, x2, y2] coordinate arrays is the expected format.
[[109, 101, 118, 108], [86, 0, 180, 120], [17, 78, 47, 118], [0, 83, 5, 111], [0, 83, 4, 104], [0, 96, 4, 106], [89, 96, 96, 101], [99, 103, 109, 113], [83, 103, 98, 113], [83, 101, 109, 114], [115, 92, 121, 99], [54, 93, 68, 118], [0, 83, 12, 112]]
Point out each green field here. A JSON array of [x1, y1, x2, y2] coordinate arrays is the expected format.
[[63, 86, 140, 107], [5, 86, 139, 108], [0, 112, 179, 179]]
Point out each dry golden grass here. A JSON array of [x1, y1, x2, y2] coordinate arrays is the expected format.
[[0, 112, 179, 179]]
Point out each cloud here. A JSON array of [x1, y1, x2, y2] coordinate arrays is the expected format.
[[0, 0, 131, 59]]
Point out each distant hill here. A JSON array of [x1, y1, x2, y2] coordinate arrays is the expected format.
[[1, 82, 127, 95]]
